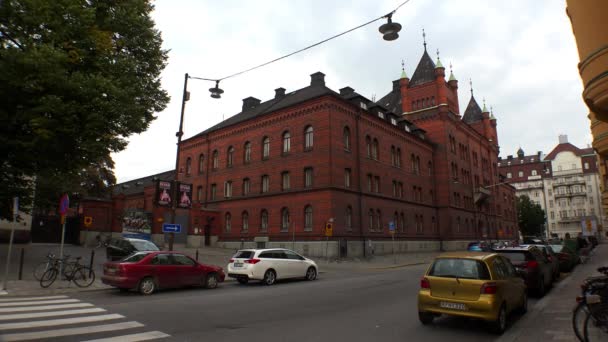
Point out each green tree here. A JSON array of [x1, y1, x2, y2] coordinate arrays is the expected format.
[[0, 0, 169, 218], [516, 195, 546, 236]]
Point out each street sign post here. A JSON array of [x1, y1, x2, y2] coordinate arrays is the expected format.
[[58, 194, 69, 276], [1, 197, 19, 293], [162, 223, 182, 233]]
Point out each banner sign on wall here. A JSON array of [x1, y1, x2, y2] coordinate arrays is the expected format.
[[122, 209, 152, 240], [177, 182, 192, 209], [157, 181, 173, 207]]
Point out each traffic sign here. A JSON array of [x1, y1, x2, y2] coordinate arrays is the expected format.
[[162, 223, 181, 233], [59, 194, 69, 215], [84, 216, 93, 227], [324, 223, 333, 237], [389, 221, 395, 231]]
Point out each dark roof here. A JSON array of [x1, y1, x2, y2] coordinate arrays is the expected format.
[[462, 95, 483, 124], [376, 84, 402, 115], [192, 83, 338, 138], [113, 170, 174, 196], [409, 49, 436, 87], [544, 143, 595, 160]]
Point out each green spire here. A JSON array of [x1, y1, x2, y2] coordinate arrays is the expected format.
[[448, 62, 457, 81], [435, 48, 444, 69], [490, 106, 497, 120], [401, 59, 408, 79], [482, 98, 488, 112]]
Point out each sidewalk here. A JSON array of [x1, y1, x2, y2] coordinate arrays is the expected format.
[[498, 242, 608, 342], [0, 243, 438, 296]]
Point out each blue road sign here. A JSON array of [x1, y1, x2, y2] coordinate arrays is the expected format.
[[389, 221, 395, 231], [162, 223, 181, 233]]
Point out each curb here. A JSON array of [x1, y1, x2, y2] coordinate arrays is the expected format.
[[369, 261, 430, 270]]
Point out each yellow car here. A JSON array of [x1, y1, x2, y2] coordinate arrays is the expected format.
[[417, 252, 527, 334]]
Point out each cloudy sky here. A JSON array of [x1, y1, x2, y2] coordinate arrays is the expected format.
[[112, 0, 590, 183]]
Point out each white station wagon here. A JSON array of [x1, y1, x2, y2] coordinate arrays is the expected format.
[[227, 248, 318, 285]]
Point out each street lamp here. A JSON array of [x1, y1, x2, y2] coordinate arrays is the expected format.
[[378, 13, 402, 41]]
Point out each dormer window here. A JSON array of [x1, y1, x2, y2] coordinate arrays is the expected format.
[[360, 102, 367, 109], [405, 126, 411, 132], [391, 118, 397, 125], [377, 112, 384, 119]]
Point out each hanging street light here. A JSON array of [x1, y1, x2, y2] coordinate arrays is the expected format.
[[209, 80, 224, 99], [379, 13, 402, 41]]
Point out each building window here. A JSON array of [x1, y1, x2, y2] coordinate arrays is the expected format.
[[550, 211, 554, 219], [261, 175, 269, 193], [227, 146, 234, 167], [372, 138, 379, 160], [432, 216, 437, 233], [304, 205, 313, 232], [584, 162, 589, 169], [244, 142, 251, 163], [367, 174, 372, 192], [518, 171, 523, 177], [224, 181, 233, 198], [548, 189, 552, 196], [366, 136, 372, 157], [243, 178, 250, 195], [242, 211, 249, 232], [400, 212, 405, 232], [198, 154, 205, 173], [262, 137, 270, 159], [304, 126, 314, 150], [304, 167, 313, 188], [343, 127, 351, 151], [376, 209, 382, 231], [210, 184, 217, 200], [368, 209, 374, 231], [531, 170, 537, 176], [396, 148, 401, 167], [428, 161, 433, 175], [345, 206, 352, 231], [197, 186, 202, 201], [260, 210, 268, 232], [281, 171, 290, 191], [391, 146, 396, 166], [212, 150, 219, 170], [282, 131, 291, 154], [281, 207, 290, 232], [186, 157, 192, 175], [225, 212, 231, 232], [344, 168, 351, 188], [392, 181, 397, 197], [374, 176, 380, 193], [506, 172, 512, 178]]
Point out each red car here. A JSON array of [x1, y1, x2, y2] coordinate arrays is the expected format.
[[102, 251, 225, 295]]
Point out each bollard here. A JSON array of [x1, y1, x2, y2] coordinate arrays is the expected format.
[[89, 250, 95, 278], [196, 249, 199, 261], [18, 248, 24, 280]]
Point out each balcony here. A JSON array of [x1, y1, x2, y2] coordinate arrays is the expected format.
[[554, 190, 588, 198], [559, 215, 584, 223], [552, 168, 584, 177]]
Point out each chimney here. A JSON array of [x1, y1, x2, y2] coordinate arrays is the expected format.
[[275, 88, 286, 99], [393, 80, 401, 91], [558, 134, 568, 144], [537, 151, 542, 158], [339, 87, 355, 96], [242, 97, 261, 111], [310, 72, 325, 86], [507, 155, 513, 160]]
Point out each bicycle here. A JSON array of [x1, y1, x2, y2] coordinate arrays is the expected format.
[[33, 253, 70, 281], [572, 266, 608, 341], [39, 256, 95, 288], [94, 233, 112, 249]]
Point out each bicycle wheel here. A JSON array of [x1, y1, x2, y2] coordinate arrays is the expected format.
[[583, 305, 608, 341], [40, 268, 58, 288], [33, 261, 51, 281], [573, 302, 588, 341], [73, 266, 95, 288]]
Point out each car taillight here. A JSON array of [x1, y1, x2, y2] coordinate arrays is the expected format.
[[481, 282, 498, 294], [526, 260, 539, 269], [245, 258, 261, 264], [229, 259, 234, 263], [420, 277, 430, 289]]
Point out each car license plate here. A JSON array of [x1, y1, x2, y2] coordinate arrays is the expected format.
[[440, 302, 467, 310], [234, 262, 243, 267]]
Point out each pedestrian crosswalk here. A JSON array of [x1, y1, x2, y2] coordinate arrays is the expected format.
[[0, 295, 170, 341]]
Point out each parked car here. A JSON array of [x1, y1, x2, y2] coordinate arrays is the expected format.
[[417, 252, 527, 334], [106, 237, 159, 261], [227, 248, 318, 285], [494, 246, 553, 296], [522, 236, 546, 245], [549, 244, 578, 272], [467, 241, 492, 252], [102, 251, 225, 295], [520, 244, 560, 281]]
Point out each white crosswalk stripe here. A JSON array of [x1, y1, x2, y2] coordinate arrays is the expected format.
[[0, 296, 170, 341]]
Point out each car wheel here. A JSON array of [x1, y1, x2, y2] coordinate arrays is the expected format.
[[519, 291, 528, 314], [204, 273, 218, 289], [138, 277, 156, 295], [237, 277, 249, 285], [305, 267, 317, 281], [418, 312, 434, 325], [537, 278, 545, 297], [491, 304, 507, 334], [263, 269, 276, 286]]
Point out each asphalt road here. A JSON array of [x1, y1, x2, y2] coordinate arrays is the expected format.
[[8, 265, 538, 342]]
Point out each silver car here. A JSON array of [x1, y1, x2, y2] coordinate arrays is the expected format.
[[227, 248, 318, 285]]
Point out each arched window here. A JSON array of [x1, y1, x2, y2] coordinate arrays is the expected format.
[[345, 206, 352, 231], [185, 157, 192, 175], [304, 126, 314, 149], [394, 211, 398, 230], [411, 154, 416, 173], [368, 209, 374, 231], [416, 156, 421, 174], [244, 142, 251, 163], [366, 136, 372, 157], [282, 131, 291, 153], [262, 137, 270, 159], [411, 101, 416, 110], [304, 205, 313, 231], [343, 126, 351, 151], [428, 161, 433, 176], [372, 138, 379, 160], [212, 150, 219, 170], [198, 154, 205, 173], [396, 148, 401, 167], [260, 210, 268, 232], [531, 170, 538, 176], [227, 146, 234, 167], [391, 146, 396, 166], [242, 178, 250, 195], [242, 211, 249, 232], [196, 186, 202, 201], [225, 212, 231, 233], [400, 212, 405, 232], [281, 207, 290, 232], [376, 209, 382, 231]]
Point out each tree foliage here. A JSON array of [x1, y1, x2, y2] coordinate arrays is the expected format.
[[0, 0, 169, 218], [516, 195, 546, 236]]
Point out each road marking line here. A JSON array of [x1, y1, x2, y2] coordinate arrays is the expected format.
[[82, 331, 171, 342], [0, 321, 144, 341], [0, 296, 68, 303], [0, 308, 106, 321], [0, 303, 93, 313], [0, 299, 79, 307], [0, 313, 124, 330]]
